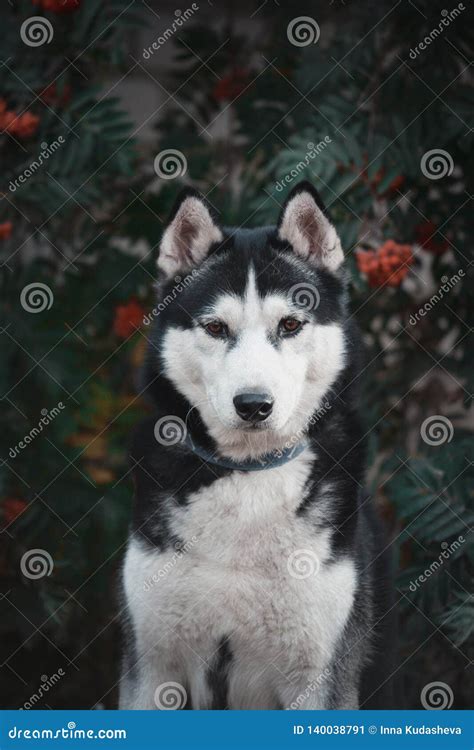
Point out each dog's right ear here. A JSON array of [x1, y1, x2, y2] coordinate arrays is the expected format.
[[157, 189, 223, 277], [277, 181, 344, 272]]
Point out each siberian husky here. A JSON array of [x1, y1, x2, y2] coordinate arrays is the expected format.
[[119, 182, 394, 710]]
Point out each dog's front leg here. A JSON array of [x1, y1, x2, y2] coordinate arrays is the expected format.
[[280, 673, 360, 710], [119, 653, 188, 711], [119, 664, 160, 710], [279, 669, 333, 710]]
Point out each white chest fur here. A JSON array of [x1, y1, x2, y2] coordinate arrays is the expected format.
[[123, 451, 357, 709]]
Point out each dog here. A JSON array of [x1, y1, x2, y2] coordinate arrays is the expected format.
[[119, 181, 394, 710]]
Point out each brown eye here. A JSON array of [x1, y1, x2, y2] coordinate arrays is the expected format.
[[280, 317, 303, 335], [204, 321, 227, 337]]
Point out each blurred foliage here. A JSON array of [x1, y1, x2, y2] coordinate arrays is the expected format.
[[0, 0, 472, 709], [0, 0, 151, 709]]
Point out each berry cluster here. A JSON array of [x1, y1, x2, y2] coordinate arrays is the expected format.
[[356, 240, 413, 287], [113, 299, 146, 339], [0, 100, 39, 139], [0, 222, 13, 240], [32, 0, 81, 12]]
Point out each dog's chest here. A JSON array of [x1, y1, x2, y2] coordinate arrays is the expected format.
[[177, 455, 316, 568], [125, 454, 356, 681]]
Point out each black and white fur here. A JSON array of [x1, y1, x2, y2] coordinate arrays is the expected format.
[[119, 182, 394, 710]]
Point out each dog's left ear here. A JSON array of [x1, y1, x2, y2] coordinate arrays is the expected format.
[[158, 189, 223, 277], [277, 182, 344, 272]]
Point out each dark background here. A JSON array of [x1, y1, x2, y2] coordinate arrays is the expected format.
[[0, 0, 472, 710]]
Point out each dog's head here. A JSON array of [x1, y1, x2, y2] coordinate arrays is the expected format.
[[150, 182, 350, 460]]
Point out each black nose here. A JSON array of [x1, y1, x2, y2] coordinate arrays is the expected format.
[[233, 392, 274, 423]]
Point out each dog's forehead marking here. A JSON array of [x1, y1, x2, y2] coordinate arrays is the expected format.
[[212, 267, 292, 331]]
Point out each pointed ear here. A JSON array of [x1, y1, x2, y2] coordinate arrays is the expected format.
[[158, 189, 223, 277], [277, 182, 344, 272]]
